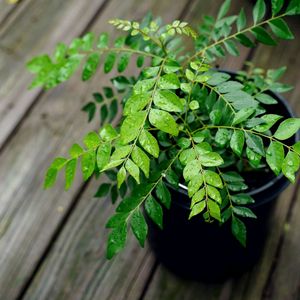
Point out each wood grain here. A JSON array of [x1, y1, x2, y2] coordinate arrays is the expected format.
[[0, 0, 192, 299], [0, 0, 109, 150]]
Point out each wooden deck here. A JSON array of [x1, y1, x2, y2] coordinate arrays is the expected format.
[[0, 0, 300, 299]]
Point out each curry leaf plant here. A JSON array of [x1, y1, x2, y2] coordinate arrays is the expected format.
[[27, 0, 300, 258]]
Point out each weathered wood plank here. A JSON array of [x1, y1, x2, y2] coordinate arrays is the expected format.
[[0, 0, 109, 150], [0, 0, 192, 299], [0, 0, 19, 25]]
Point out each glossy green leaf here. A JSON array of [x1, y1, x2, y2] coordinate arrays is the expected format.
[[153, 90, 184, 112], [232, 108, 255, 125], [69, 143, 84, 158], [191, 188, 205, 207], [230, 130, 245, 157], [94, 183, 111, 197], [188, 176, 203, 197], [246, 147, 262, 167], [120, 111, 147, 143], [251, 27, 277, 46], [97, 142, 111, 171], [111, 145, 131, 161], [253, 0, 266, 24], [217, 0, 231, 19], [274, 118, 300, 140], [207, 185, 222, 204], [255, 93, 277, 104], [139, 130, 160, 158], [131, 209, 148, 247], [106, 223, 127, 259], [282, 151, 300, 183], [183, 159, 202, 181], [215, 128, 231, 148], [224, 40, 239, 56], [118, 53, 131, 72], [65, 159, 77, 190], [82, 53, 100, 81], [82, 102, 96, 122], [149, 109, 179, 136], [156, 181, 171, 209], [124, 93, 150, 116], [266, 141, 284, 176], [117, 166, 126, 188], [232, 216, 246, 247], [83, 132, 101, 149], [132, 146, 150, 178], [245, 132, 265, 156], [208, 199, 221, 221], [97, 32, 109, 48], [237, 8, 246, 31], [235, 33, 255, 48], [189, 201, 206, 219], [269, 19, 294, 40], [233, 206, 257, 218], [125, 159, 140, 183], [81, 151, 95, 180], [99, 124, 118, 142], [145, 195, 163, 229], [44, 168, 58, 189], [204, 170, 223, 188], [104, 52, 116, 73], [217, 81, 243, 93], [158, 73, 180, 89], [286, 0, 300, 15], [198, 152, 224, 167], [271, 0, 284, 15], [254, 114, 282, 132], [231, 194, 255, 205]]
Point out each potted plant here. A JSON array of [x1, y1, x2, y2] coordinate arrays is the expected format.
[[27, 0, 300, 281]]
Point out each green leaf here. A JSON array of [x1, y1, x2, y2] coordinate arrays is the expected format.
[[204, 170, 223, 188], [104, 52, 116, 73], [136, 55, 144, 67], [142, 66, 160, 78], [224, 40, 239, 56], [117, 53, 131, 72], [82, 102, 96, 122], [97, 32, 108, 48], [117, 167, 126, 188], [81, 33, 95, 51], [108, 99, 118, 122], [225, 91, 258, 110], [132, 146, 150, 178], [111, 184, 119, 204], [82, 53, 100, 81], [274, 118, 300, 140], [83, 132, 101, 149], [198, 152, 224, 167], [131, 209, 148, 247], [245, 132, 265, 156], [215, 128, 231, 148], [188, 176, 203, 197], [81, 151, 96, 180], [149, 109, 179, 136], [293, 141, 300, 155], [231, 194, 255, 205], [237, 8, 246, 31], [120, 111, 147, 143], [209, 110, 222, 125], [217, 0, 231, 19], [271, 0, 284, 15], [124, 93, 150, 115], [163, 59, 181, 73], [153, 90, 184, 112], [246, 147, 262, 167], [233, 206, 257, 218], [94, 183, 111, 197], [266, 141, 284, 176], [97, 142, 111, 170], [117, 195, 143, 213], [145, 195, 163, 229], [236, 33, 255, 48], [133, 78, 156, 93], [100, 105, 108, 125], [111, 145, 131, 161], [217, 81, 243, 93], [99, 124, 118, 142], [106, 213, 129, 228], [189, 201, 206, 219], [254, 114, 282, 132], [158, 73, 180, 89], [227, 181, 248, 191], [207, 185, 222, 204], [125, 159, 140, 183], [231, 216, 246, 247], [65, 159, 77, 190], [255, 93, 277, 104], [208, 199, 221, 221], [230, 130, 245, 157], [206, 72, 231, 85], [183, 159, 202, 181], [44, 168, 58, 189], [286, 0, 300, 15], [251, 27, 277, 46], [27, 55, 51, 73], [222, 171, 245, 183], [139, 130, 159, 158], [106, 223, 127, 259], [282, 151, 300, 183], [253, 0, 266, 23], [192, 132, 205, 143], [191, 188, 205, 207], [70, 144, 84, 158], [232, 108, 255, 125], [156, 181, 171, 209], [103, 87, 113, 98], [269, 19, 294, 40]]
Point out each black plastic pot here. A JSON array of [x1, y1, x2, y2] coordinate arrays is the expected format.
[[147, 79, 299, 283]]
